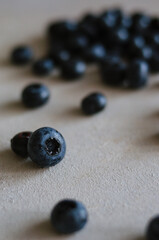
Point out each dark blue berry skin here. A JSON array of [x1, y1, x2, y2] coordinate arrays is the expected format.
[[126, 59, 149, 89], [48, 21, 78, 40], [99, 54, 121, 66], [61, 59, 86, 80], [28, 127, 66, 168], [134, 45, 153, 62], [11, 132, 32, 158], [22, 83, 50, 108], [11, 46, 33, 65], [51, 199, 88, 234], [81, 92, 106, 115], [127, 35, 145, 59], [101, 61, 126, 86], [32, 59, 54, 76], [79, 13, 100, 41], [116, 14, 132, 29], [145, 32, 159, 47], [49, 48, 71, 66], [82, 44, 106, 63], [67, 33, 89, 53], [106, 27, 129, 49], [150, 18, 159, 31], [146, 215, 159, 240], [149, 52, 159, 73], [99, 12, 117, 32], [130, 13, 151, 34]]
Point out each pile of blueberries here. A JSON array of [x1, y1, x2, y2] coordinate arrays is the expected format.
[[9, 7, 159, 239]]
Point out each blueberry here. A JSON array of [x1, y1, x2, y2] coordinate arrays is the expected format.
[[99, 11, 117, 31], [127, 35, 145, 58], [51, 199, 88, 234], [83, 43, 106, 63], [79, 13, 100, 41], [150, 17, 159, 31], [149, 51, 159, 73], [126, 59, 149, 89], [28, 127, 66, 168], [67, 33, 89, 53], [134, 45, 153, 62], [22, 83, 50, 108], [61, 59, 86, 80], [107, 27, 129, 48], [11, 131, 32, 158], [32, 59, 54, 76], [116, 14, 132, 29], [81, 92, 106, 115], [47, 21, 78, 39], [146, 32, 159, 47], [130, 12, 151, 33], [11, 46, 33, 65], [146, 215, 159, 240], [48, 48, 71, 66], [100, 61, 126, 86]]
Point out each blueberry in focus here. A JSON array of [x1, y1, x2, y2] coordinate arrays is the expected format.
[[11, 132, 32, 158], [81, 92, 106, 115], [61, 59, 86, 79], [11, 46, 33, 65], [32, 59, 54, 76], [51, 199, 88, 234], [28, 127, 66, 168], [83, 43, 106, 63], [22, 83, 50, 108], [146, 215, 159, 240], [100, 60, 126, 86], [126, 59, 149, 89]]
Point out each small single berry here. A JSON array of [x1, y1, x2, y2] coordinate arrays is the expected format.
[[126, 59, 149, 89], [61, 59, 86, 79], [81, 92, 107, 115], [11, 132, 32, 157], [146, 215, 159, 240], [11, 46, 33, 65], [32, 59, 54, 76], [51, 199, 88, 234], [28, 127, 66, 168], [22, 83, 50, 108]]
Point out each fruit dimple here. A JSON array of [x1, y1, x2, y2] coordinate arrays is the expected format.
[[45, 138, 61, 156]]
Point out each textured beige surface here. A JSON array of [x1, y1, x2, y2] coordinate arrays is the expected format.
[[1, 0, 159, 240]]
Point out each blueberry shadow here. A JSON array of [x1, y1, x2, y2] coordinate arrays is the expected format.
[[0, 149, 44, 174], [0, 58, 12, 67], [132, 237, 145, 240], [0, 100, 27, 117], [140, 133, 159, 147], [22, 220, 61, 239]]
